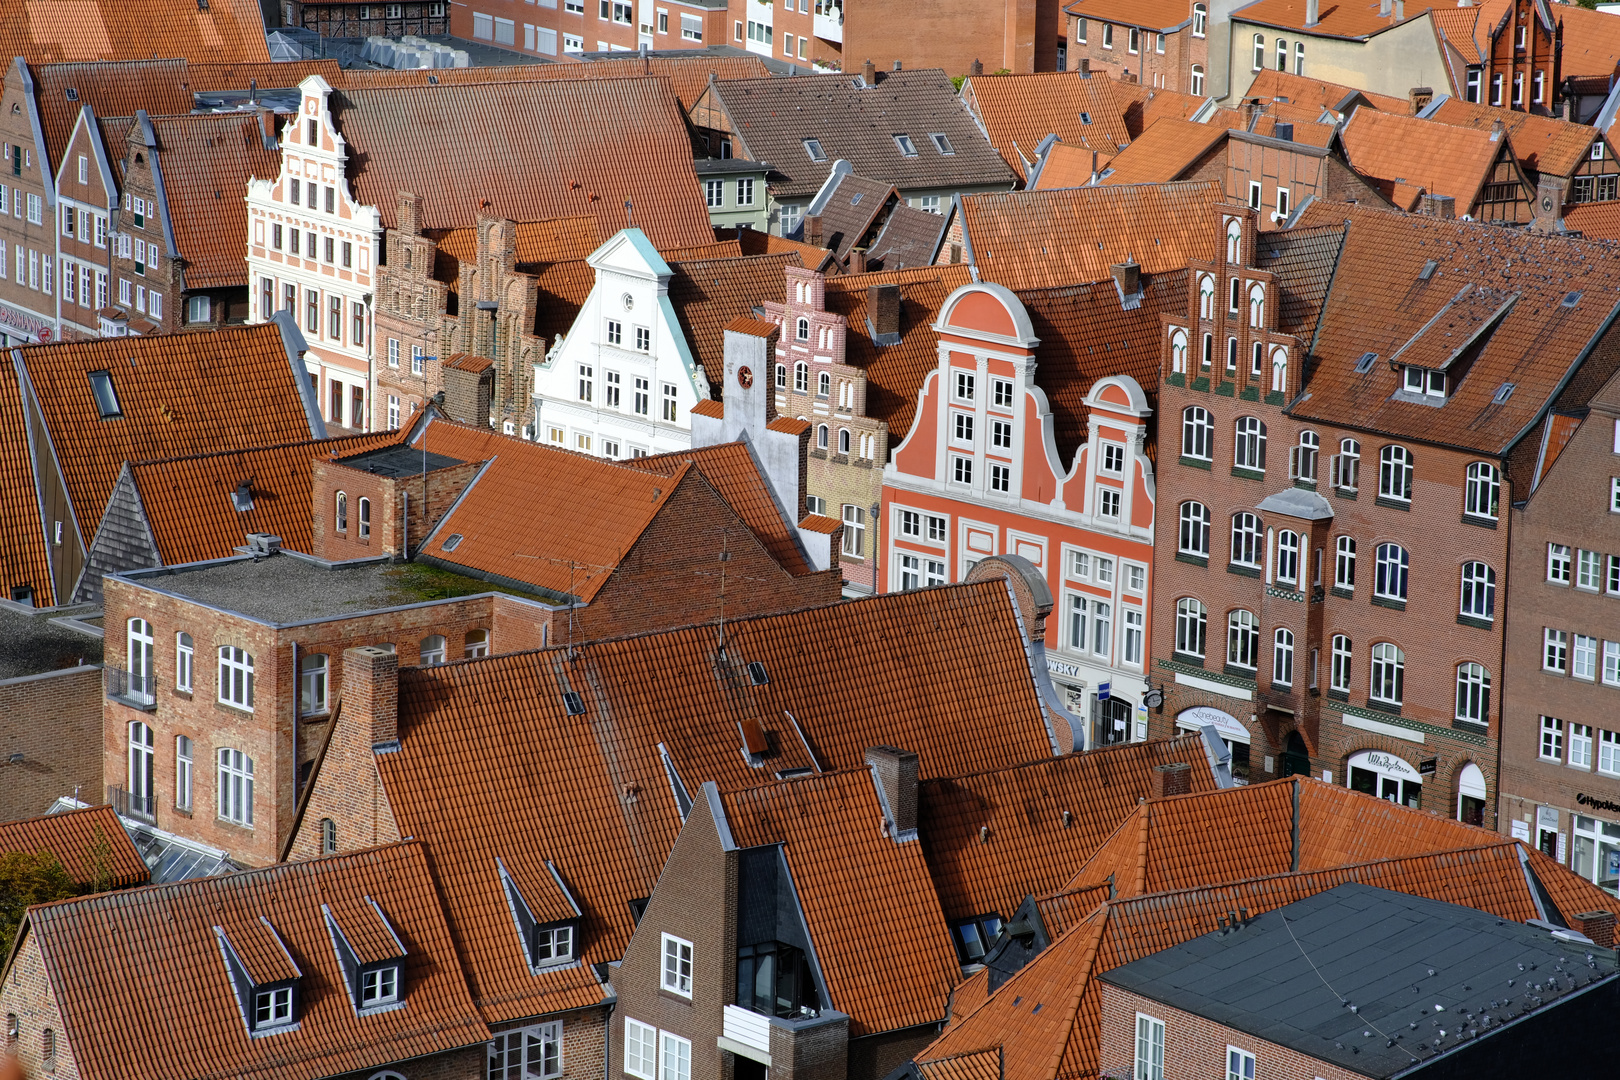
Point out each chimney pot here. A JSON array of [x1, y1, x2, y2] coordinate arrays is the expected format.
[[1572, 911, 1616, 949], [804, 213, 823, 246], [865, 746, 919, 834], [868, 282, 900, 338], [862, 58, 876, 84], [848, 246, 867, 273], [343, 645, 400, 752], [1409, 86, 1433, 114], [1150, 762, 1193, 799]]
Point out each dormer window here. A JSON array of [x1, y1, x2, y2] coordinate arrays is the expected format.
[[215, 922, 302, 1036], [533, 923, 575, 966], [498, 858, 583, 974], [1403, 366, 1445, 398], [325, 898, 409, 1016], [360, 964, 400, 1007], [254, 986, 295, 1029]]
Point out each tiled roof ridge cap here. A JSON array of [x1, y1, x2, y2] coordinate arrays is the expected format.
[[0, 803, 115, 831], [922, 731, 1207, 786], [1308, 197, 1620, 255], [127, 430, 398, 470], [948, 906, 1109, 1034], [1041, 915, 1109, 1080], [720, 764, 871, 800], [338, 72, 676, 100]]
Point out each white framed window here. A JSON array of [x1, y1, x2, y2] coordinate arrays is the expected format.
[[1179, 502, 1210, 556], [1126, 564, 1146, 594], [176, 631, 193, 691], [299, 653, 329, 715], [1330, 635, 1352, 693], [1611, 476, 1620, 512], [1227, 610, 1259, 670], [490, 1021, 563, 1079], [128, 720, 154, 811], [1455, 663, 1489, 724], [218, 747, 254, 825], [1571, 723, 1594, 768], [951, 411, 974, 446], [951, 455, 973, 485], [661, 934, 692, 997], [1541, 716, 1565, 761], [411, 344, 424, 376], [1332, 438, 1360, 491], [1275, 530, 1300, 584], [659, 1032, 691, 1080], [254, 986, 292, 1029], [465, 629, 490, 658], [1192, 3, 1206, 35], [1096, 486, 1119, 517], [1123, 608, 1144, 666], [1545, 628, 1569, 673], [842, 504, 865, 557], [662, 384, 678, 422], [1378, 444, 1413, 502], [1135, 1013, 1165, 1080], [1373, 544, 1408, 602], [1273, 628, 1294, 687], [1182, 406, 1213, 460], [1230, 513, 1262, 568], [1575, 634, 1598, 681], [1459, 562, 1493, 619], [992, 419, 1014, 450], [1464, 462, 1499, 520], [361, 965, 399, 1008], [1290, 430, 1318, 481], [953, 370, 975, 402], [1370, 642, 1404, 705], [624, 1019, 657, 1080], [1549, 543, 1572, 583], [1226, 1048, 1255, 1080], [1578, 549, 1603, 590], [1175, 598, 1206, 658], [175, 735, 193, 811], [218, 646, 254, 710], [420, 634, 447, 665], [990, 464, 1012, 494], [1600, 729, 1620, 776]]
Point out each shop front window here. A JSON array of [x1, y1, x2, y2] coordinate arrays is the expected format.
[[1572, 815, 1620, 896], [1347, 750, 1420, 808]]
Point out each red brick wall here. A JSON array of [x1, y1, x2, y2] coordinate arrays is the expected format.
[[311, 457, 483, 561], [0, 932, 82, 1080], [0, 666, 103, 823], [1067, 18, 1206, 94]]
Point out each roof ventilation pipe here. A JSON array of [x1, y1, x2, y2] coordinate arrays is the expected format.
[[1305, 0, 1319, 25]]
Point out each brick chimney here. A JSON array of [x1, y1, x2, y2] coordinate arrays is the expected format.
[[1110, 260, 1140, 298], [1150, 762, 1192, 799], [396, 191, 424, 237], [868, 283, 900, 338], [1409, 86, 1433, 114], [1532, 174, 1570, 232], [1078, 58, 1090, 77], [1571, 910, 1615, 948], [862, 58, 876, 84], [865, 746, 919, 835], [848, 247, 867, 273], [343, 645, 400, 752], [1419, 193, 1455, 219], [970, 58, 983, 76], [804, 213, 823, 247]]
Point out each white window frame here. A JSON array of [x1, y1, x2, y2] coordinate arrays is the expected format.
[[490, 1021, 563, 1079], [218, 747, 254, 826], [218, 646, 254, 710], [1135, 1013, 1165, 1080], [624, 1018, 657, 1080], [1226, 1047, 1256, 1080], [659, 1032, 691, 1080], [1540, 716, 1565, 762], [175, 735, 193, 811], [661, 933, 693, 997], [175, 631, 193, 691]]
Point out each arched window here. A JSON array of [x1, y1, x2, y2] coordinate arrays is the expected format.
[[838, 428, 851, 455], [1330, 635, 1352, 692], [1270, 347, 1288, 394], [1464, 462, 1499, 520], [1175, 598, 1207, 658], [1331, 438, 1360, 491], [1294, 40, 1304, 75], [796, 316, 809, 340], [1227, 336, 1238, 373], [1171, 328, 1189, 373], [1199, 274, 1215, 318], [1334, 535, 1356, 590], [1456, 663, 1490, 724], [128, 720, 154, 814], [1370, 643, 1404, 705], [1178, 501, 1211, 556], [795, 280, 806, 303], [1276, 37, 1288, 70], [1248, 283, 1265, 327], [775, 363, 786, 389], [127, 618, 154, 704], [817, 371, 830, 398], [1273, 628, 1294, 687], [1374, 544, 1409, 601], [1193, 3, 1207, 35], [1276, 530, 1300, 584], [1230, 512, 1262, 567], [1234, 416, 1266, 471], [794, 361, 808, 392], [1190, 64, 1205, 96], [464, 629, 490, 658], [218, 646, 254, 710], [1228, 276, 1241, 313], [218, 747, 254, 825], [420, 634, 447, 665], [358, 497, 371, 540], [1227, 609, 1259, 669], [335, 491, 348, 532], [1181, 407, 1213, 461], [1253, 33, 1265, 71], [1378, 444, 1413, 502], [816, 424, 829, 449], [1460, 561, 1495, 619], [321, 817, 338, 854], [1225, 221, 1241, 264], [1291, 431, 1318, 481]]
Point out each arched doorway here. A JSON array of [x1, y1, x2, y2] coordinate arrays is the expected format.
[[1456, 762, 1486, 826], [1347, 749, 1421, 808], [1280, 731, 1310, 778]]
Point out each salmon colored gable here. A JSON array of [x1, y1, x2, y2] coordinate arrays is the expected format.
[[946, 289, 1022, 338]]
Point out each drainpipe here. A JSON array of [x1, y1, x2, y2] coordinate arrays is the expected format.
[[291, 640, 300, 803]]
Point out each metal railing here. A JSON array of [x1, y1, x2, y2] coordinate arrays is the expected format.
[[105, 666, 155, 707], [107, 785, 155, 822]]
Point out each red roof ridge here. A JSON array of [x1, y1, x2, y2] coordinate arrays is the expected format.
[[127, 428, 404, 470], [689, 398, 726, 419], [725, 315, 780, 338]]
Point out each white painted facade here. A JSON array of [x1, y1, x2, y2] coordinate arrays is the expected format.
[[245, 76, 382, 432], [530, 228, 710, 459]]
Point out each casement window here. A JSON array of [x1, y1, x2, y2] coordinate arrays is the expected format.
[[954, 371, 976, 402], [387, 396, 399, 430], [817, 371, 831, 399], [1294, 41, 1304, 75], [1181, 406, 1213, 460], [300, 653, 329, 715], [1570, 723, 1594, 768], [704, 179, 724, 208], [1330, 635, 1352, 693], [1227, 610, 1259, 670], [489, 1021, 563, 1079], [990, 419, 1014, 451], [125, 617, 154, 703], [1575, 635, 1598, 681], [1541, 716, 1564, 761], [1605, 641, 1620, 687], [411, 345, 425, 376], [602, 370, 621, 409], [26, 193, 41, 225], [1275, 37, 1288, 70], [1123, 608, 1144, 665], [323, 236, 335, 263], [1533, 69, 1545, 104], [358, 497, 371, 539], [1577, 549, 1602, 591], [1466, 68, 1482, 102], [951, 412, 975, 446], [681, 12, 702, 39], [219, 647, 255, 710], [352, 301, 365, 347], [660, 1033, 692, 1080], [1272, 628, 1295, 687], [1545, 628, 1569, 673], [464, 630, 490, 658], [1252, 32, 1264, 70], [1331, 438, 1360, 491], [218, 748, 254, 825], [1101, 442, 1125, 474], [736, 177, 754, 205], [328, 294, 342, 340], [1464, 462, 1499, 520], [842, 505, 865, 557], [1459, 562, 1494, 619], [1275, 530, 1300, 584], [254, 986, 292, 1029], [1456, 663, 1490, 724], [1548, 543, 1572, 584], [900, 510, 922, 538], [127, 720, 154, 813], [1368, 642, 1405, 706], [661, 934, 693, 996], [1155, 32, 1165, 53], [1190, 65, 1206, 96], [1230, 513, 1262, 568], [951, 455, 974, 485], [990, 463, 1013, 494], [578, 364, 593, 402], [1600, 729, 1620, 776], [1612, 477, 1620, 513], [1175, 598, 1207, 658], [624, 1019, 657, 1080], [1513, 71, 1524, 105], [1227, 1048, 1256, 1080], [1290, 431, 1319, 482], [335, 491, 349, 532], [1192, 3, 1207, 35], [634, 377, 650, 416], [1378, 445, 1413, 502], [1373, 544, 1408, 602], [175, 735, 194, 811], [175, 631, 194, 692], [305, 287, 319, 333], [793, 361, 809, 393], [1102, 23, 1114, 48], [1128, 26, 1140, 53], [662, 383, 678, 422], [1135, 1013, 1166, 1080]]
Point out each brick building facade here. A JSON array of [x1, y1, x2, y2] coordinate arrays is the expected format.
[[54, 108, 115, 341], [0, 59, 58, 345], [1066, 0, 1209, 94]]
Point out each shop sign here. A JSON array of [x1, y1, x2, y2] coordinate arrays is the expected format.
[[1350, 750, 1420, 780], [1176, 705, 1248, 743], [1577, 792, 1620, 814], [0, 300, 48, 339], [1047, 658, 1081, 679], [1418, 758, 1437, 776]]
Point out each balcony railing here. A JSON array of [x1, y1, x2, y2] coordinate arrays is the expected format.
[[105, 667, 156, 709], [108, 785, 155, 822]]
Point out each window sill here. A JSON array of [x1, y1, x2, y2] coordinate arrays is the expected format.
[[1363, 698, 1402, 716], [659, 988, 695, 1005], [1227, 563, 1261, 578], [1371, 595, 1406, 611], [1333, 487, 1357, 501], [1330, 586, 1353, 599], [1327, 688, 1349, 702], [1214, 381, 1235, 397], [1171, 652, 1205, 668], [1231, 466, 1264, 481], [1175, 551, 1208, 567], [1461, 513, 1497, 530], [1373, 496, 1411, 511], [1452, 717, 1489, 734], [216, 700, 255, 716], [215, 817, 255, 832], [1224, 663, 1258, 678], [1293, 480, 1318, 492], [1179, 455, 1212, 470], [1456, 613, 1493, 630]]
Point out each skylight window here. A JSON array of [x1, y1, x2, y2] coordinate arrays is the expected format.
[[1563, 290, 1582, 308], [803, 139, 827, 162], [562, 690, 585, 716], [1080, 111, 1092, 124], [747, 661, 769, 685], [850, 191, 863, 206], [929, 133, 955, 155], [88, 370, 121, 418], [1493, 381, 1516, 404], [1354, 351, 1378, 374], [893, 133, 918, 157], [443, 533, 464, 551], [1418, 259, 1437, 281]]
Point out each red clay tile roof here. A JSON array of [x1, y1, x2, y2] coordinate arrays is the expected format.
[[1424, 97, 1602, 176], [145, 113, 279, 289], [919, 735, 1216, 925], [125, 430, 406, 565], [1564, 198, 1620, 238], [960, 180, 1223, 290], [689, 398, 726, 419], [332, 77, 716, 248], [1233, 0, 1414, 40], [434, 215, 601, 267], [1115, 83, 1209, 141], [0, 0, 269, 65], [668, 252, 804, 388], [720, 770, 961, 1036], [1063, 0, 1195, 31], [1243, 67, 1410, 114], [798, 513, 841, 533], [821, 264, 975, 439], [963, 72, 1132, 180], [718, 226, 837, 266], [23, 841, 486, 1080], [726, 315, 780, 338], [914, 1047, 1005, 1080], [1289, 200, 1620, 453], [663, 238, 745, 260], [2, 322, 321, 605], [1429, 2, 1498, 65], [1553, 3, 1620, 80], [375, 580, 1061, 1022], [1093, 118, 1229, 186], [629, 441, 812, 574], [1340, 108, 1510, 206], [0, 805, 146, 889], [442, 352, 494, 373], [1532, 411, 1583, 491], [1248, 113, 1337, 146], [1027, 142, 1109, 191]]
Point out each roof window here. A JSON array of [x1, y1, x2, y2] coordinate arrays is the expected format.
[[929, 133, 955, 155], [1402, 365, 1446, 399], [1492, 381, 1516, 404], [893, 133, 918, 157], [65, 87, 78, 101], [443, 533, 463, 551], [232, 481, 254, 513], [1353, 351, 1378, 374], [850, 191, 863, 206], [561, 690, 585, 716], [88, 370, 121, 418], [746, 661, 769, 685], [1080, 111, 1092, 124], [803, 139, 826, 162], [1563, 290, 1582, 308], [1418, 259, 1437, 281]]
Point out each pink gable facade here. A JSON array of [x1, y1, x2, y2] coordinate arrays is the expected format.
[[882, 282, 1157, 750]]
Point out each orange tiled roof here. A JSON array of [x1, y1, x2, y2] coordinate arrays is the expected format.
[[721, 770, 961, 1036], [2, 322, 321, 606], [629, 441, 812, 574], [1233, 0, 1416, 41], [1243, 67, 1410, 115], [1429, 3, 1492, 65], [145, 113, 279, 289], [668, 252, 804, 389], [1094, 117, 1229, 185], [821, 264, 975, 439], [1287, 200, 1620, 453], [25, 842, 487, 1080], [964, 72, 1132, 180], [914, 1047, 1005, 1080], [0, 805, 146, 890], [1340, 106, 1505, 210], [1564, 197, 1620, 238], [1115, 83, 1209, 140], [0, 0, 269, 65], [434, 215, 601, 267], [1555, 4, 1620, 80], [125, 430, 406, 565], [719, 226, 836, 265], [332, 77, 715, 248], [1028, 142, 1108, 190], [1063, 0, 1196, 32], [919, 735, 1216, 925], [374, 580, 1061, 1022], [1248, 112, 1337, 146], [662, 238, 744, 260], [959, 180, 1224, 290], [1424, 97, 1601, 176]]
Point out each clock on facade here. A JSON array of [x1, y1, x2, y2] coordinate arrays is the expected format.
[[737, 366, 754, 388]]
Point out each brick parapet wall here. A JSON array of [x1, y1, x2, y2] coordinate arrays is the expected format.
[[0, 666, 103, 822]]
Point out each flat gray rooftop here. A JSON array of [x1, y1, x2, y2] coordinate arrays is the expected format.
[[128, 553, 525, 625], [0, 604, 103, 680]]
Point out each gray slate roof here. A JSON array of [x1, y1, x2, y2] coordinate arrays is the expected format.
[[1098, 883, 1619, 1079], [702, 69, 1016, 200]]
